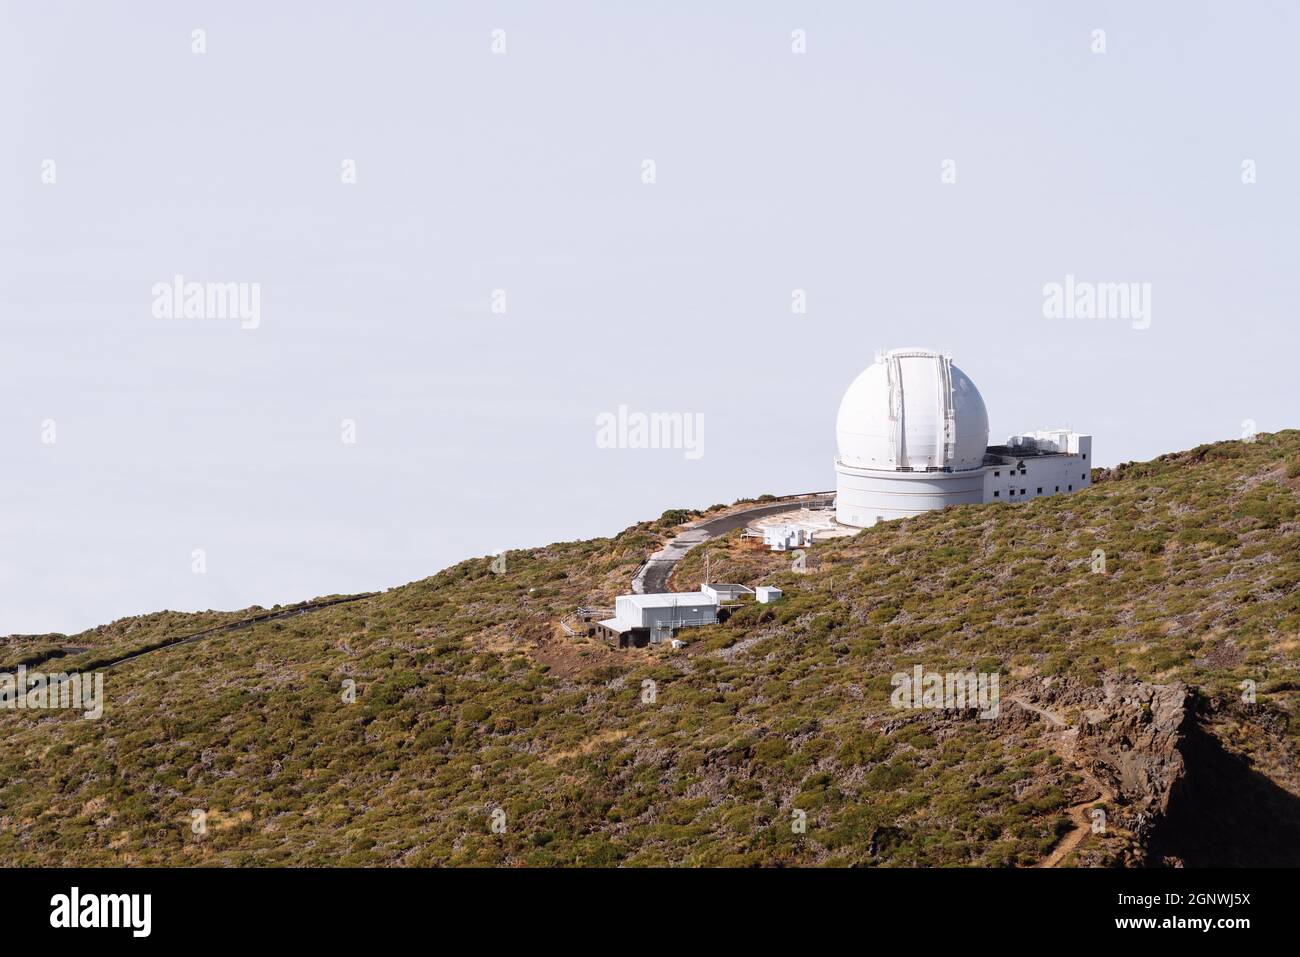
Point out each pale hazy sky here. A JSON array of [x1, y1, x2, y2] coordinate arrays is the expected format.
[[3, 1, 1298, 634]]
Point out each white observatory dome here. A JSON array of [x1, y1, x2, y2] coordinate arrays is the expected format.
[[836, 347, 989, 472]]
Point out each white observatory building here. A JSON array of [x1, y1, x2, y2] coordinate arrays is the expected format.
[[834, 348, 1091, 528]]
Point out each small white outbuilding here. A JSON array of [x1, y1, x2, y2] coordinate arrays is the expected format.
[[755, 586, 783, 604], [597, 591, 720, 647], [763, 524, 815, 551], [701, 582, 754, 602]]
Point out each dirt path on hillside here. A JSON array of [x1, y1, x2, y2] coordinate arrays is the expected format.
[[39, 593, 377, 681], [1007, 694, 1116, 868]]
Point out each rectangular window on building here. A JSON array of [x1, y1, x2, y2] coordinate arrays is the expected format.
[[1055, 486, 1059, 492], [1037, 487, 1042, 494], [994, 471, 1000, 477], [993, 490, 999, 497], [1068, 484, 1073, 491]]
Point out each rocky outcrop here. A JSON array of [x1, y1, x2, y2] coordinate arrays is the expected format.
[[1074, 677, 1190, 849], [1017, 673, 1300, 866]]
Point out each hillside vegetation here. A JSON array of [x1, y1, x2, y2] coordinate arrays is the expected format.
[[2, 433, 1299, 866]]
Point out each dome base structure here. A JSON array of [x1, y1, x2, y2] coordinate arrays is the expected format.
[[834, 460, 986, 528]]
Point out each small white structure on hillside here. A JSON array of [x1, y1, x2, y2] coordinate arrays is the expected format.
[[763, 524, 815, 551], [755, 586, 783, 604], [701, 583, 753, 602], [598, 592, 719, 647], [835, 348, 1092, 528]]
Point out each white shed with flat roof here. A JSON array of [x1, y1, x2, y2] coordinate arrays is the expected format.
[[701, 583, 753, 602], [614, 592, 718, 631]]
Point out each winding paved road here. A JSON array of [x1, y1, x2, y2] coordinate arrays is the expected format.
[[633, 493, 834, 593]]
